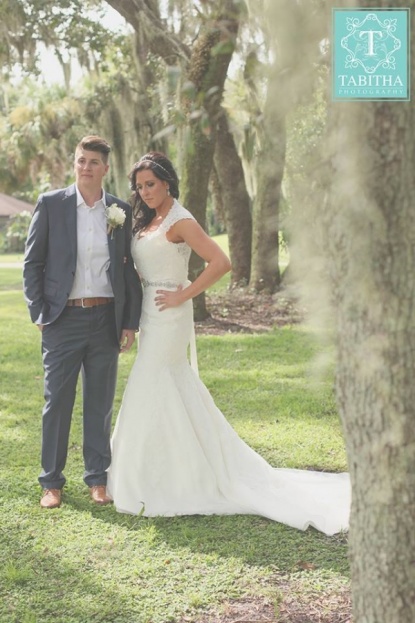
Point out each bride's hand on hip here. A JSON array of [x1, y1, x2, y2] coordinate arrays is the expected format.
[[155, 285, 185, 311]]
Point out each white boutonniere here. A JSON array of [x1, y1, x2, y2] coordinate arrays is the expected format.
[[105, 204, 126, 238]]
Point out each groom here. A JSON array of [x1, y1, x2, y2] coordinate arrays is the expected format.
[[23, 135, 142, 509]]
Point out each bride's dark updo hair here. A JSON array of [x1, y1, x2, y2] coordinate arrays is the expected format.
[[129, 152, 179, 235]]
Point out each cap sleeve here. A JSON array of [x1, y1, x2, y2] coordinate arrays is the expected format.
[[160, 200, 196, 233]]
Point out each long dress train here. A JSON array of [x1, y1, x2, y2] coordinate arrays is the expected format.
[[107, 200, 350, 536]]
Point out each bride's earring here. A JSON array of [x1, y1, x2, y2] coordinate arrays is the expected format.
[[167, 187, 170, 196]]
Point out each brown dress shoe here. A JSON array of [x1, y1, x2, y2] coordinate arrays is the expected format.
[[89, 485, 112, 505], [40, 488, 62, 509]]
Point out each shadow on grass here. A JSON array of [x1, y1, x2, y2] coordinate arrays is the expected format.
[[61, 488, 349, 577], [0, 526, 162, 623], [1, 476, 348, 580]]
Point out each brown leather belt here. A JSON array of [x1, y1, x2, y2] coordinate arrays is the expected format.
[[66, 297, 114, 308]]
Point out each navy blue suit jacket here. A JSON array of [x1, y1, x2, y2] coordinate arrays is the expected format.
[[23, 184, 142, 339]]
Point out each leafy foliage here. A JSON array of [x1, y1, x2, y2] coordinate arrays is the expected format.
[[0, 79, 86, 196], [0, 0, 115, 74], [2, 211, 32, 253]]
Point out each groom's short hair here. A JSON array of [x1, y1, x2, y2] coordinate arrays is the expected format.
[[76, 135, 111, 164]]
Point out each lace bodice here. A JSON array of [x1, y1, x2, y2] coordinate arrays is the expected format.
[[131, 200, 195, 285]]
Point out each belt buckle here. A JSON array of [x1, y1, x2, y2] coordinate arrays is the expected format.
[[81, 298, 87, 308]]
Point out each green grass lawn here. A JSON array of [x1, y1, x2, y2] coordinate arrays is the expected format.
[[0, 258, 349, 623], [0, 253, 24, 264], [0, 266, 22, 291]]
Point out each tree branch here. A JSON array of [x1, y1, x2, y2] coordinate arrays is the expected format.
[[104, 0, 190, 64]]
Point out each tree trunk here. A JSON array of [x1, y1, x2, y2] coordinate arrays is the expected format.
[[179, 0, 241, 320], [209, 165, 226, 231], [327, 100, 415, 623], [247, 0, 318, 294], [214, 110, 252, 286], [105, 0, 241, 320], [249, 70, 285, 293], [324, 2, 415, 619], [181, 113, 216, 320]]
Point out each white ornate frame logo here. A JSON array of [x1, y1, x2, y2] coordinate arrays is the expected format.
[[341, 13, 401, 74]]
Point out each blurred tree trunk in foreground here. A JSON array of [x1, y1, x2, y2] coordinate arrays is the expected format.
[[324, 1, 415, 620], [326, 71, 415, 623], [263, 0, 415, 621]]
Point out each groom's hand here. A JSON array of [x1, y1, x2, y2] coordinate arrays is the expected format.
[[120, 329, 136, 353]]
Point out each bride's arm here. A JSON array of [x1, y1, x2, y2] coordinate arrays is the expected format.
[[155, 219, 231, 310]]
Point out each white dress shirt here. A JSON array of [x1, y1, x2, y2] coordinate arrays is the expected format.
[[68, 186, 114, 299]]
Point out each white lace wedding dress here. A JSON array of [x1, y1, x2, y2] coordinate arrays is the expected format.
[[107, 200, 351, 535]]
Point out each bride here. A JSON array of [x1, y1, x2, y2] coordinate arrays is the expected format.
[[106, 152, 350, 536]]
